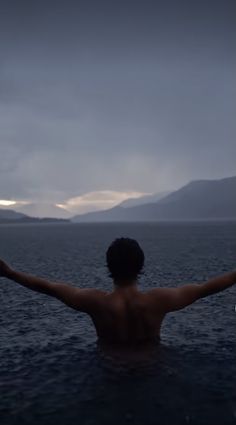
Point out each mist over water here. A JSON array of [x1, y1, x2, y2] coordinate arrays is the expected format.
[[0, 222, 235, 424]]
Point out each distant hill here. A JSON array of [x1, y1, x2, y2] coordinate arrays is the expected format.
[[72, 176, 236, 222], [0, 208, 70, 224], [119, 191, 170, 208], [0, 209, 27, 220], [15, 203, 71, 219]]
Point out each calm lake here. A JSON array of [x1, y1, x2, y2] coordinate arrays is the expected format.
[[0, 222, 235, 424]]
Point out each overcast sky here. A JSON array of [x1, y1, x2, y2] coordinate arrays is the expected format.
[[0, 0, 235, 214]]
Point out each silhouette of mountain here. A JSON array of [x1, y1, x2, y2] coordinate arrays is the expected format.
[[0, 209, 27, 220], [0, 208, 70, 224], [15, 203, 71, 219], [72, 176, 236, 222], [119, 191, 170, 208]]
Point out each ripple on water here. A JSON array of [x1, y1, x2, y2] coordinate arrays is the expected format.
[[0, 222, 236, 425]]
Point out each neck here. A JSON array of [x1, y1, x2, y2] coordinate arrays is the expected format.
[[114, 279, 138, 292]]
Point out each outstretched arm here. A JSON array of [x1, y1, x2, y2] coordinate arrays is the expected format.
[[0, 259, 100, 313], [158, 271, 236, 312]]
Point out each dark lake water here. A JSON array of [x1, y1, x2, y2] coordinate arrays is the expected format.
[[0, 222, 236, 425]]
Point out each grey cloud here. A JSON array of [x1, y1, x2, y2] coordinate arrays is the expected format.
[[0, 0, 235, 204]]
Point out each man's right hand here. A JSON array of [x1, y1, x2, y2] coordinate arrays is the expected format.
[[0, 259, 12, 278]]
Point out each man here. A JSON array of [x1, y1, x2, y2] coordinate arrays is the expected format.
[[0, 238, 235, 345]]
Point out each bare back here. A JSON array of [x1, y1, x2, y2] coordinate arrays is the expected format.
[[89, 289, 166, 344]]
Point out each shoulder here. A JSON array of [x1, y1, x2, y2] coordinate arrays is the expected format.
[[81, 288, 114, 315], [146, 284, 204, 312], [76, 288, 108, 303], [144, 287, 181, 312], [145, 287, 169, 300], [54, 286, 108, 313], [143, 287, 170, 308]]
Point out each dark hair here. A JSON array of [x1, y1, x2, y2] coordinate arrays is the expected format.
[[106, 238, 145, 282]]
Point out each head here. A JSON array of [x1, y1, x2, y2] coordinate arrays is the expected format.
[[106, 238, 145, 285]]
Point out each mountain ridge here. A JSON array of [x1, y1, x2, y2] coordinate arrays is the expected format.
[[72, 176, 236, 222], [0, 208, 70, 224]]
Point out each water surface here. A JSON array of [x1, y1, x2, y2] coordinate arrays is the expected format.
[[0, 222, 235, 424]]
